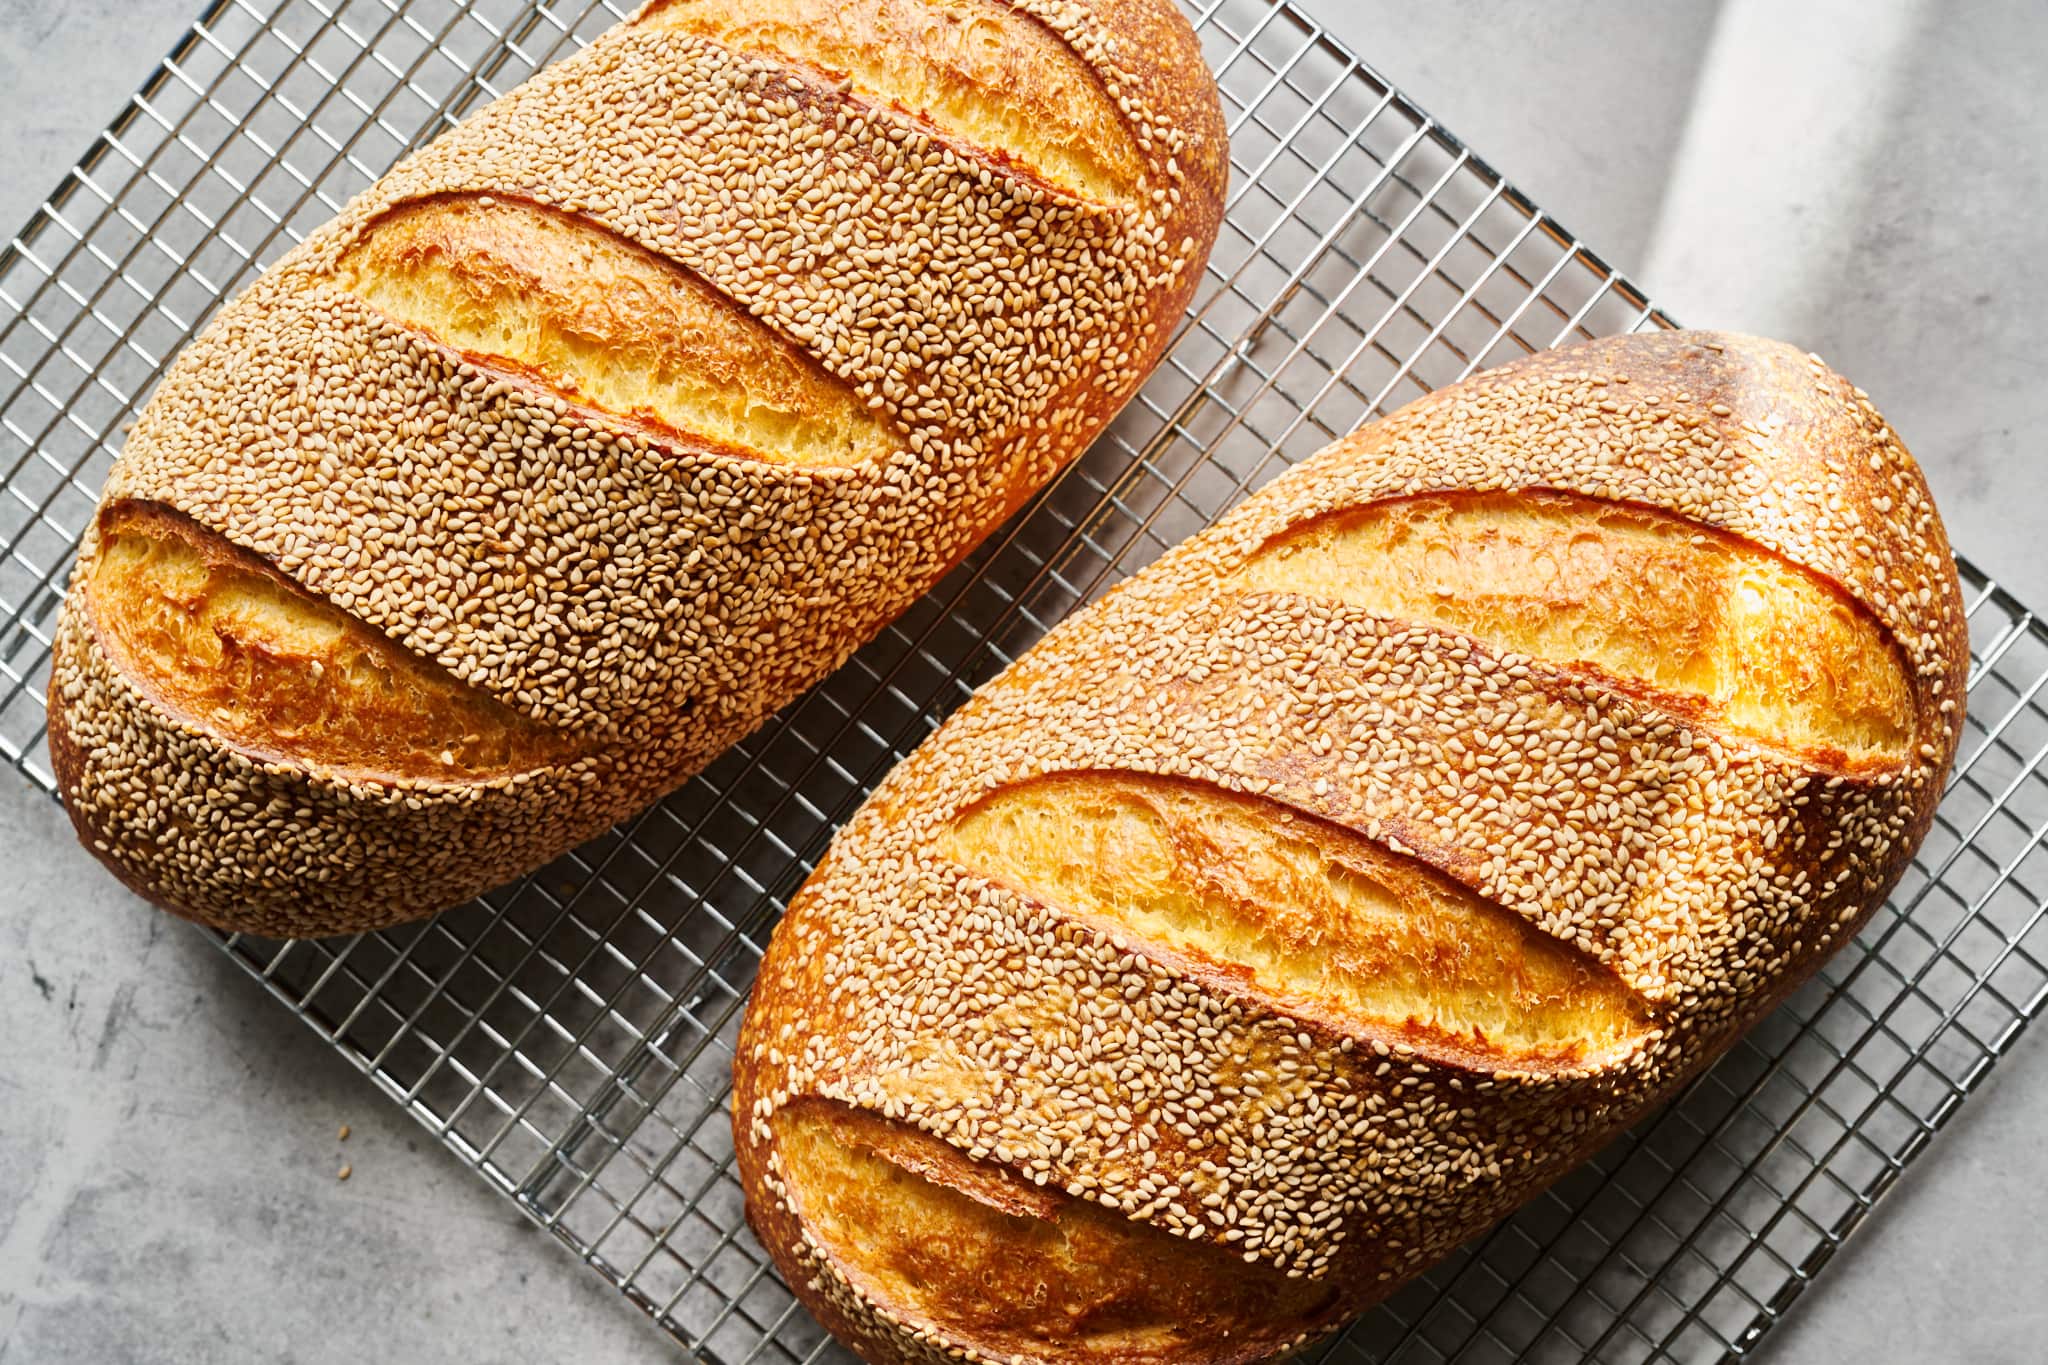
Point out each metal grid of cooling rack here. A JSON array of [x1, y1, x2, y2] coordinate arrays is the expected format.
[[3, 1, 2045, 1361]]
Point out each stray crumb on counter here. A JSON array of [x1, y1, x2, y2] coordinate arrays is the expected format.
[[337, 1164, 352, 1182]]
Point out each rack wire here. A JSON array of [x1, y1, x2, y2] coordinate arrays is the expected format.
[[3, 1, 2043, 1360]]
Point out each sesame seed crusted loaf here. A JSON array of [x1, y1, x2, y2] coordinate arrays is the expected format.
[[734, 331, 1968, 1365], [47, 0, 1229, 936]]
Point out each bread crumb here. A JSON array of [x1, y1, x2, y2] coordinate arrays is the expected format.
[[337, 1164, 352, 1181], [338, 1124, 350, 1141]]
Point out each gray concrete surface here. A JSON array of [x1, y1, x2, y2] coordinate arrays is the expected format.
[[3, 1, 2045, 1361]]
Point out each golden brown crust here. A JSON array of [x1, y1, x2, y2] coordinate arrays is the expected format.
[[735, 331, 1968, 1364], [83, 499, 575, 781], [1241, 489, 1918, 766], [741, 1099, 1345, 1365], [50, 0, 1228, 937], [47, 571, 620, 927], [334, 193, 900, 468], [640, 0, 1148, 206], [944, 771, 1655, 1069]]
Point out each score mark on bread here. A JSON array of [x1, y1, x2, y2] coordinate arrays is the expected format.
[[773, 1099, 1339, 1357], [944, 772, 1652, 1066], [1239, 491, 1916, 766], [333, 194, 897, 467], [88, 501, 571, 782], [642, 0, 1145, 205]]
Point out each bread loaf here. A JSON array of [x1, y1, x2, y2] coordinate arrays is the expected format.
[[734, 331, 1967, 1364], [48, 0, 1228, 935]]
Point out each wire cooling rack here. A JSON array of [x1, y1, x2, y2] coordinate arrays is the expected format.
[[4, 1, 2045, 1360]]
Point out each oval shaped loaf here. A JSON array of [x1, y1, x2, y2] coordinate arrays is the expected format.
[[48, 0, 1228, 935], [734, 331, 1969, 1365]]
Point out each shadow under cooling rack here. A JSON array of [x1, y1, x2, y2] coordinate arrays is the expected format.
[[3, 2, 2046, 1363]]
